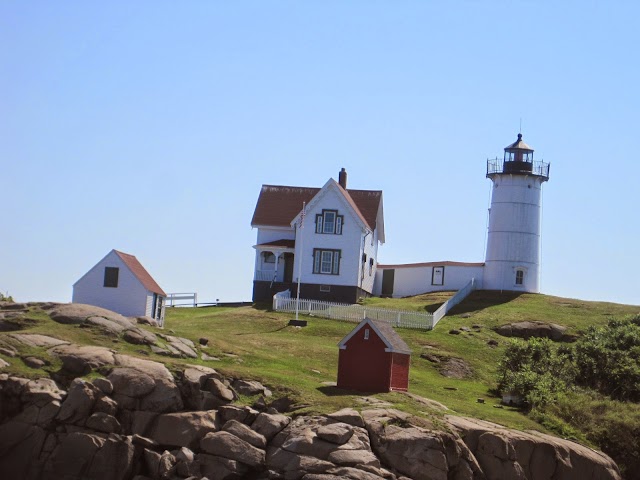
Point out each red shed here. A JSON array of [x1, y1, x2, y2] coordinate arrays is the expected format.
[[336, 318, 411, 392]]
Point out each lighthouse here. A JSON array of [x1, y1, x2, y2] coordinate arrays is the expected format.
[[483, 134, 550, 293]]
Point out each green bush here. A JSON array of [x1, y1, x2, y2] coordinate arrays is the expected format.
[[497, 338, 573, 409], [574, 319, 640, 401]]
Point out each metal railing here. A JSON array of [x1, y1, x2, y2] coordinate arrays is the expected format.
[[432, 278, 476, 327], [166, 292, 198, 307], [273, 290, 435, 330], [486, 158, 550, 179], [254, 270, 278, 282]]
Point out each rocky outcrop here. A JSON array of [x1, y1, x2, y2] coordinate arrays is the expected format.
[[494, 321, 577, 342], [0, 367, 622, 480], [0, 303, 622, 480], [447, 415, 620, 480]]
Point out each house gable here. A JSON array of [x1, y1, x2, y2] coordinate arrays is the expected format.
[[290, 179, 374, 234]]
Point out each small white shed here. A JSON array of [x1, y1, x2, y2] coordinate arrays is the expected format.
[[72, 249, 166, 323]]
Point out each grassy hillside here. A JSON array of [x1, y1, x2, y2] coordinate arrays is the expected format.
[[159, 291, 638, 432], [2, 291, 638, 462]]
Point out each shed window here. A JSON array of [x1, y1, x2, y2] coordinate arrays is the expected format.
[[364, 329, 370, 340], [104, 267, 119, 288]]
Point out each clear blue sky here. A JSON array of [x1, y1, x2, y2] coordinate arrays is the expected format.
[[2, 2, 639, 306]]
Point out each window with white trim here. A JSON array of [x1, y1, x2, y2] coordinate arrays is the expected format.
[[313, 249, 341, 275], [364, 328, 370, 340], [315, 210, 343, 235]]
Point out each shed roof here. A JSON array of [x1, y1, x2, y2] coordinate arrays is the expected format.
[[114, 250, 166, 296], [251, 183, 382, 231], [338, 318, 412, 355]]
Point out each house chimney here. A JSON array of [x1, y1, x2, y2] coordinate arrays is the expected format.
[[338, 168, 347, 189]]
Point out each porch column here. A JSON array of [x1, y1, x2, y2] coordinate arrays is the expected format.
[[273, 252, 281, 280]]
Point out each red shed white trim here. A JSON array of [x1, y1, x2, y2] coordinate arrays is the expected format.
[[337, 318, 411, 393]]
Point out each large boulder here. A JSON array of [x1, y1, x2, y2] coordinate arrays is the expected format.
[[494, 321, 575, 342], [49, 303, 134, 328], [136, 410, 218, 449], [200, 430, 266, 468], [111, 354, 183, 413], [43, 431, 135, 480], [0, 421, 47, 478], [8, 333, 69, 348], [446, 415, 621, 480], [49, 344, 115, 374], [57, 379, 103, 425], [363, 409, 481, 480]]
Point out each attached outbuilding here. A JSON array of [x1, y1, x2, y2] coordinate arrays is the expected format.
[[72, 249, 166, 324], [337, 318, 411, 392]]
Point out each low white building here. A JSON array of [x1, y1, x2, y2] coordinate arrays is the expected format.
[[251, 168, 385, 303], [373, 261, 485, 298], [73, 249, 166, 322]]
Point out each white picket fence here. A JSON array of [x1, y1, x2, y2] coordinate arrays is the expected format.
[[273, 291, 435, 329], [272, 278, 477, 330]]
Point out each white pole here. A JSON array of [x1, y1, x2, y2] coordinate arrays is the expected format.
[[295, 202, 306, 320]]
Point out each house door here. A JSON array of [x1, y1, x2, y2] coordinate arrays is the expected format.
[[381, 269, 395, 297], [283, 253, 294, 283]]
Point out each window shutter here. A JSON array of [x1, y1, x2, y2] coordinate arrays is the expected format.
[[314, 250, 321, 273], [336, 216, 342, 234], [333, 251, 340, 274], [316, 215, 322, 233]]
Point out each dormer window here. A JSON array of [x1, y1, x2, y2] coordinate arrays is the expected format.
[[316, 210, 343, 235]]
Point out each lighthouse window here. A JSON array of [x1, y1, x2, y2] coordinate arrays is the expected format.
[[515, 270, 524, 285]]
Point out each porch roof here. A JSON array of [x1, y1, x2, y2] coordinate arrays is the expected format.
[[253, 239, 296, 250]]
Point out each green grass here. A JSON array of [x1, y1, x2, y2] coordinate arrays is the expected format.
[[1, 291, 638, 435]]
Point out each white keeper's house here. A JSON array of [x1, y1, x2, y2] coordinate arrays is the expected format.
[[73, 249, 167, 322], [251, 168, 384, 303], [252, 133, 550, 304]]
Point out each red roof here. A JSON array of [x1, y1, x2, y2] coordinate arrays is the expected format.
[[114, 250, 166, 296], [251, 184, 382, 230]]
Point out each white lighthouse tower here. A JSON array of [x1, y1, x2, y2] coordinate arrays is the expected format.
[[484, 133, 550, 292]]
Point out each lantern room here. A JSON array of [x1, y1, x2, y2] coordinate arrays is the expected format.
[[503, 133, 534, 174]]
